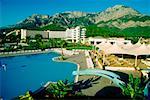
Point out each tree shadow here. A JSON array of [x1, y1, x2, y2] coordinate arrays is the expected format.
[[31, 87, 48, 99], [72, 76, 101, 92], [107, 70, 129, 83], [95, 86, 127, 98], [29, 76, 102, 99]]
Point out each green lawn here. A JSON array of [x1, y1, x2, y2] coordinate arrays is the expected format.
[[66, 45, 92, 50]]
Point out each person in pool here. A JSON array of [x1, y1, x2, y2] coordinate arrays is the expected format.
[[1, 64, 7, 71]]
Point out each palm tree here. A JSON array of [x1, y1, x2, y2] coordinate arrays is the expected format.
[[46, 80, 73, 98], [35, 34, 43, 43], [16, 34, 21, 46], [48, 39, 53, 48], [46, 77, 101, 99], [0, 33, 6, 45], [19, 91, 33, 100], [58, 40, 67, 60], [26, 36, 31, 44], [60, 40, 67, 55], [51, 38, 56, 48], [121, 74, 144, 99]]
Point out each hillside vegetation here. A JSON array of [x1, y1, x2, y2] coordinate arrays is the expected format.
[[1, 5, 150, 38], [86, 25, 150, 38]]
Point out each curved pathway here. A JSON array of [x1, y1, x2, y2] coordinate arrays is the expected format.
[[72, 69, 125, 89]]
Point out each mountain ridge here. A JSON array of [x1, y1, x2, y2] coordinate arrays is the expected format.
[[1, 5, 150, 38], [8, 5, 150, 29]]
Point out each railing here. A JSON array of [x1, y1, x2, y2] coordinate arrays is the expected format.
[[105, 66, 135, 70], [74, 64, 80, 83], [85, 50, 94, 69], [51, 48, 75, 56], [0, 49, 50, 55]]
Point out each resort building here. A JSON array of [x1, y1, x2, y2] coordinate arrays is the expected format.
[[21, 29, 49, 41], [20, 26, 86, 43], [88, 37, 132, 45], [66, 26, 86, 43], [47, 30, 66, 39]]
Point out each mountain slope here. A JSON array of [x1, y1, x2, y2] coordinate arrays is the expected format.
[[1, 5, 150, 37], [13, 11, 95, 29], [11, 5, 150, 29], [92, 5, 141, 23]]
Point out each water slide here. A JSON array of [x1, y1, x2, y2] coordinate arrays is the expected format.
[[72, 69, 125, 89], [73, 69, 150, 96], [144, 81, 150, 97], [141, 69, 150, 97]]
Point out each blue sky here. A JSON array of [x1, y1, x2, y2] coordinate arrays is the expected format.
[[0, 0, 150, 27]]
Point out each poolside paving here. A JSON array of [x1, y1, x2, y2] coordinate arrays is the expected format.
[[64, 51, 88, 69], [64, 51, 120, 96], [78, 76, 117, 96], [64, 51, 141, 96], [77, 71, 140, 96], [0, 50, 51, 57]]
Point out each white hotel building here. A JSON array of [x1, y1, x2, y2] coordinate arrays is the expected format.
[[88, 37, 132, 45], [21, 26, 86, 43], [66, 26, 86, 43]]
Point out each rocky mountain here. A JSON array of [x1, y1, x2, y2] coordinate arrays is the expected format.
[[11, 5, 149, 29], [95, 5, 150, 29], [1, 5, 150, 37], [8, 12, 91, 29], [92, 5, 141, 22]]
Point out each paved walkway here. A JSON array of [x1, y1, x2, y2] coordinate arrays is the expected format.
[[64, 51, 88, 69], [64, 51, 119, 96], [61, 50, 141, 96], [85, 51, 94, 69], [78, 76, 116, 96]]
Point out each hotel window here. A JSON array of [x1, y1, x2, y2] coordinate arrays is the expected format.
[[96, 42, 102, 44], [110, 42, 114, 45], [124, 42, 127, 45], [91, 41, 94, 44]]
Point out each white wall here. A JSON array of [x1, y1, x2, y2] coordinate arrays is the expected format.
[[48, 31, 66, 38], [20, 26, 86, 43], [88, 37, 131, 45], [21, 29, 27, 40]]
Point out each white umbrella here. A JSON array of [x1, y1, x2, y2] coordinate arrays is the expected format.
[[129, 43, 150, 56], [128, 43, 150, 66], [147, 45, 150, 50], [105, 43, 127, 54], [117, 42, 141, 50], [96, 42, 113, 65], [96, 42, 112, 51]]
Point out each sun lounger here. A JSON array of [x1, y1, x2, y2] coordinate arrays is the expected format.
[[141, 60, 150, 66]]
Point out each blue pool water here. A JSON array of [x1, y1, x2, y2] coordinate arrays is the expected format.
[[0, 52, 77, 99]]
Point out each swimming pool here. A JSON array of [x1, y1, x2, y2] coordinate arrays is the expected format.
[[0, 52, 77, 99]]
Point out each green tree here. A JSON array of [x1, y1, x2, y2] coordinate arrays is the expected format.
[[121, 74, 144, 99], [39, 42, 46, 50], [35, 34, 43, 42], [60, 40, 67, 55], [46, 80, 73, 98], [19, 91, 33, 100], [50, 38, 57, 47], [0, 34, 6, 45], [46, 77, 101, 99], [26, 36, 31, 44], [16, 34, 21, 46]]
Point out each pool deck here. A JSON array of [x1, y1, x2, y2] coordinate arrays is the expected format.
[[62, 51, 141, 96], [63, 51, 88, 69], [0, 50, 52, 57], [63, 51, 115, 96]]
